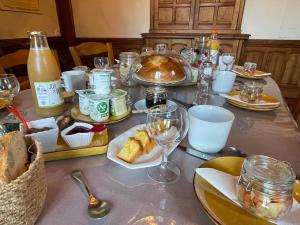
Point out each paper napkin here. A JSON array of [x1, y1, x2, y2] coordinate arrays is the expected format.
[[195, 168, 300, 225]]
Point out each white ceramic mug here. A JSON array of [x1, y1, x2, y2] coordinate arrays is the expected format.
[[91, 69, 112, 95], [61, 70, 86, 92], [188, 105, 235, 153], [212, 71, 236, 94]]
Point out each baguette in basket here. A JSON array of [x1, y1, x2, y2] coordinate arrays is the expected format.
[[0, 131, 47, 225]]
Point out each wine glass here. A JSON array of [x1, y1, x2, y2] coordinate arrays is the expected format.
[[146, 104, 189, 183], [94, 56, 109, 69], [222, 53, 235, 71], [0, 74, 20, 107]]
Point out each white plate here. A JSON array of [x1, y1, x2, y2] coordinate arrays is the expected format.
[[107, 124, 178, 169], [134, 99, 177, 111]]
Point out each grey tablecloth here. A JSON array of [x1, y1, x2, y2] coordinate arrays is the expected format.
[[1, 77, 300, 225]]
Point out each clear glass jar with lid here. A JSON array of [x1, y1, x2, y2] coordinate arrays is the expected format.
[[145, 86, 167, 109], [119, 52, 139, 86], [237, 155, 296, 221]]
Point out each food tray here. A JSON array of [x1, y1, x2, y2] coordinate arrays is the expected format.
[[43, 128, 108, 161]]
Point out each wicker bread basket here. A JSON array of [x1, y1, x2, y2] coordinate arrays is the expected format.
[[0, 138, 47, 225]]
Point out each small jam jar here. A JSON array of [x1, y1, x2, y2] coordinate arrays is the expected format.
[[145, 86, 167, 108], [240, 81, 264, 103], [237, 155, 296, 221]]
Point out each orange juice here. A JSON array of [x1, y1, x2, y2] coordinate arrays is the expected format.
[[27, 31, 64, 117]]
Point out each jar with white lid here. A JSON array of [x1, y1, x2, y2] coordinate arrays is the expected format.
[[237, 155, 296, 221]]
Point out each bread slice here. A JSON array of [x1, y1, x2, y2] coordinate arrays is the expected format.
[[117, 137, 142, 163], [134, 129, 156, 154], [0, 131, 28, 184]]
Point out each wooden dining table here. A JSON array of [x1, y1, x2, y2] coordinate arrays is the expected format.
[[1, 75, 300, 225]]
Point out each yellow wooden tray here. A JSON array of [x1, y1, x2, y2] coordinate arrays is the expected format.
[[226, 91, 280, 111], [43, 129, 108, 161], [71, 104, 131, 125], [233, 66, 271, 79]]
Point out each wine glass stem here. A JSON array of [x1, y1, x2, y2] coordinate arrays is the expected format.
[[160, 144, 168, 169]]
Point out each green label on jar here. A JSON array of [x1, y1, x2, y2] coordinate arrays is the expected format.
[[97, 102, 108, 113]]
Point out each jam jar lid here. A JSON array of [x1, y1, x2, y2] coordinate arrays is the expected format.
[[242, 155, 296, 192], [145, 86, 167, 96]]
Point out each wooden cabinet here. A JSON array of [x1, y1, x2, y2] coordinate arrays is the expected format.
[[151, 0, 245, 33], [145, 0, 248, 62]]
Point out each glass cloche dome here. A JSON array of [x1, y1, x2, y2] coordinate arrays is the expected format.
[[129, 49, 192, 85]]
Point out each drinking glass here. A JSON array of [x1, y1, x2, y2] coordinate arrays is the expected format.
[[194, 62, 213, 104], [146, 104, 189, 183], [94, 56, 109, 69], [0, 74, 20, 106], [222, 53, 235, 71]]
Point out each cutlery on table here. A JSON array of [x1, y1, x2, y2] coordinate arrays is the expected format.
[[71, 170, 110, 219]]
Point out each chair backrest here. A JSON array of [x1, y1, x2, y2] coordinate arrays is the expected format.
[[0, 49, 60, 90], [0, 49, 29, 70], [69, 42, 114, 67], [293, 94, 300, 128]]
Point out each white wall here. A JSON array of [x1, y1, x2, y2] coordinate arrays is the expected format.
[[72, 0, 150, 38], [241, 0, 300, 39], [0, 0, 60, 39], [71, 0, 300, 40]]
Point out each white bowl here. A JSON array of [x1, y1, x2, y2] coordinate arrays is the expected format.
[[61, 122, 94, 148], [19, 117, 59, 153], [188, 105, 235, 153]]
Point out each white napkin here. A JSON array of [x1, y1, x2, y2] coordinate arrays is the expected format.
[[220, 93, 280, 106], [196, 168, 300, 225]]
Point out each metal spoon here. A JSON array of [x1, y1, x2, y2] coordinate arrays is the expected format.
[[71, 170, 110, 219]]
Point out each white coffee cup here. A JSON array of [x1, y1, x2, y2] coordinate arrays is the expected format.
[[61, 70, 86, 92], [91, 69, 112, 95], [212, 71, 236, 94], [188, 105, 234, 153]]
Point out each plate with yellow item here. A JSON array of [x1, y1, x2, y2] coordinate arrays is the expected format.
[[193, 157, 300, 225], [226, 91, 280, 111], [107, 124, 177, 169], [233, 66, 271, 79]]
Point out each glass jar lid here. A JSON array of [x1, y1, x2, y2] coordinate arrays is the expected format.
[[145, 86, 167, 96], [242, 155, 296, 192], [119, 52, 139, 60]]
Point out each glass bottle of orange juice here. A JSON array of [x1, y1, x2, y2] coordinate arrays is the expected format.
[[27, 31, 64, 117], [207, 30, 220, 66]]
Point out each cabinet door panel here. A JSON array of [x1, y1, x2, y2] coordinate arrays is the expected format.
[[159, 0, 174, 3], [198, 6, 215, 23], [175, 7, 191, 24], [176, 0, 191, 3], [153, 0, 194, 30], [193, 0, 242, 30], [158, 7, 173, 23], [217, 6, 234, 24]]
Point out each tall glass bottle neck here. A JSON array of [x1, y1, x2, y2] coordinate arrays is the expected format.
[[29, 34, 49, 49]]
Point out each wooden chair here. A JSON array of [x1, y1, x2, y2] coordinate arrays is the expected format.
[[0, 49, 60, 90], [69, 42, 114, 67], [0, 49, 30, 90], [293, 93, 300, 128]]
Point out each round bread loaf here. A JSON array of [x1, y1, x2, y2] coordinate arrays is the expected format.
[[136, 55, 185, 83]]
